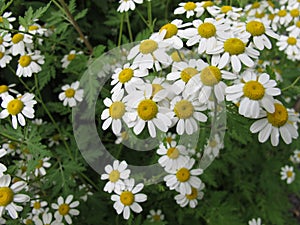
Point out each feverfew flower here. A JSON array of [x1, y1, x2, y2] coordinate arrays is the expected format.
[[0, 48, 12, 68], [117, 0, 143, 13], [147, 209, 165, 222], [61, 50, 83, 68], [51, 195, 80, 224], [291, 149, 300, 164], [174, 182, 205, 208], [0, 174, 30, 219], [174, 2, 203, 18], [111, 178, 147, 220], [0, 32, 12, 49], [34, 157, 51, 177], [248, 218, 263, 225], [10, 33, 33, 56], [0, 93, 37, 129], [207, 5, 242, 20], [58, 81, 84, 107], [31, 196, 48, 215], [0, 12, 16, 29], [0, 83, 18, 98], [0, 147, 7, 176], [276, 35, 300, 58], [280, 165, 295, 184], [101, 160, 130, 193], [16, 50, 45, 77], [34, 212, 64, 225]]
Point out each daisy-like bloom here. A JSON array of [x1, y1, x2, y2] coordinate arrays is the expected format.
[[125, 84, 172, 138], [174, 182, 205, 208], [58, 81, 84, 107], [174, 2, 203, 18], [51, 195, 80, 224], [271, 6, 293, 31], [208, 35, 260, 73], [0, 12, 16, 30], [250, 101, 299, 146], [16, 50, 45, 77], [101, 89, 131, 135], [34, 157, 51, 177], [248, 218, 263, 225], [127, 31, 172, 70], [0, 32, 12, 49], [10, 32, 33, 56], [115, 131, 129, 144], [117, 0, 143, 13], [157, 141, 189, 171], [170, 93, 208, 135], [185, 64, 237, 103], [147, 209, 165, 222], [203, 134, 223, 158], [110, 63, 148, 94], [0, 93, 37, 129], [0, 46, 12, 68], [101, 160, 131, 193], [34, 212, 64, 225], [31, 196, 48, 215], [0, 147, 7, 176], [20, 23, 47, 36], [164, 158, 203, 195], [226, 71, 281, 118], [286, 19, 300, 37], [111, 178, 147, 220], [276, 35, 300, 58], [244, 1, 269, 18], [184, 18, 231, 54], [290, 149, 300, 164], [0, 174, 30, 219], [22, 213, 36, 225], [61, 50, 83, 68], [245, 19, 279, 50], [2, 141, 21, 156], [207, 5, 243, 20], [78, 184, 93, 202], [162, 132, 177, 144], [0, 83, 18, 99], [280, 165, 295, 184]]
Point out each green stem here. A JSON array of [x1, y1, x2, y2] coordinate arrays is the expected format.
[[136, 9, 150, 29], [0, 132, 21, 142], [118, 13, 124, 46], [79, 172, 101, 192], [282, 76, 300, 91], [126, 12, 133, 42], [147, 0, 153, 32]]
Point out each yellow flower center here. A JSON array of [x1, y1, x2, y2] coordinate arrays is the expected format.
[[0, 85, 8, 94], [0, 17, 3, 23], [0, 187, 14, 206], [287, 171, 293, 178], [58, 203, 70, 216], [8, 142, 17, 150], [221, 5, 232, 13], [33, 201, 41, 209], [109, 170, 120, 182], [12, 33, 24, 44], [67, 54, 76, 61], [209, 139, 218, 148], [251, 2, 260, 8], [152, 84, 163, 97], [109, 101, 125, 119], [180, 67, 198, 83], [171, 51, 184, 62], [174, 100, 194, 119], [202, 1, 214, 8], [200, 66, 222, 86], [287, 37, 297, 45], [52, 134, 60, 141], [0, 52, 4, 59], [121, 131, 129, 140], [246, 21, 266, 36], [152, 214, 161, 221], [165, 136, 173, 143], [224, 38, 245, 55], [296, 21, 300, 28], [268, 14, 275, 20], [36, 160, 43, 169], [184, 2, 196, 10], [160, 23, 178, 39], [118, 68, 134, 83], [243, 80, 265, 100], [65, 88, 75, 98], [29, 25, 39, 31], [167, 147, 180, 159], [290, 9, 299, 17], [0, 37, 3, 44], [139, 39, 158, 54], [197, 22, 216, 38], [278, 9, 287, 17], [186, 187, 198, 200], [7, 99, 24, 115], [267, 103, 288, 127], [255, 12, 265, 18], [137, 99, 158, 121], [19, 55, 32, 67], [176, 168, 190, 182], [25, 219, 33, 225], [120, 191, 134, 206]]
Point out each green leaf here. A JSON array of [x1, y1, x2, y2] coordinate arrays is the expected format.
[[74, 8, 88, 20], [92, 45, 106, 58]]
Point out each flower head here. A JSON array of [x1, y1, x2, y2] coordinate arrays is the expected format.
[[58, 81, 84, 107]]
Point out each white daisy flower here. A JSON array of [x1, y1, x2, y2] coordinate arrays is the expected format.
[[111, 178, 147, 220], [0, 147, 7, 176], [207, 5, 243, 20], [291, 149, 300, 164], [226, 70, 281, 118], [110, 63, 148, 94], [280, 165, 295, 184], [0, 12, 16, 29], [0, 31, 12, 49], [276, 35, 300, 57], [125, 84, 173, 138], [170, 94, 208, 135], [287, 0, 300, 10], [10, 32, 33, 56], [61, 50, 83, 68], [0, 48, 12, 68], [244, 1, 269, 17], [117, 0, 143, 13], [271, 6, 292, 31], [250, 102, 299, 146], [51, 195, 80, 224], [2, 141, 21, 156], [147, 209, 165, 222], [16, 50, 44, 77], [127, 32, 172, 70], [115, 131, 129, 144], [157, 141, 189, 171], [58, 81, 84, 107], [34, 212, 64, 225], [0, 83, 18, 99], [34, 157, 51, 177], [248, 217, 263, 225], [286, 19, 300, 37], [22, 213, 36, 225], [20, 23, 47, 36], [31, 196, 48, 215], [174, 2, 204, 18], [0, 93, 37, 129], [184, 18, 231, 54], [203, 134, 223, 158], [164, 158, 203, 195], [101, 160, 131, 193], [174, 182, 205, 208], [78, 184, 93, 202], [162, 132, 177, 144], [0, 174, 30, 219]]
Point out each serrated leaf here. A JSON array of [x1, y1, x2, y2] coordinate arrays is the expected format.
[[74, 8, 88, 20], [92, 45, 106, 58]]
